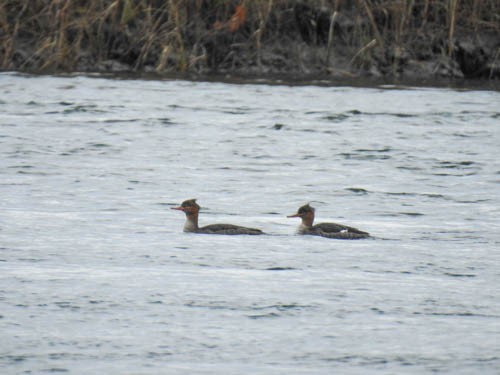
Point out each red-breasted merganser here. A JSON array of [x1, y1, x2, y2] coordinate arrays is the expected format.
[[287, 203, 369, 239], [171, 199, 264, 235]]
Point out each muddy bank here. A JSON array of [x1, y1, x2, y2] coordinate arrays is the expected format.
[[1, 1, 499, 81]]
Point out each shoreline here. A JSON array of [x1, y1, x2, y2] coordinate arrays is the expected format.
[[5, 70, 500, 91], [2, 1, 499, 84]]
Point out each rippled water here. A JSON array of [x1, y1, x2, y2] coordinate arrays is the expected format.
[[1, 73, 499, 374]]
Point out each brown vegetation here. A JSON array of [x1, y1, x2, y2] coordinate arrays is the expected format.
[[0, 0, 499, 79]]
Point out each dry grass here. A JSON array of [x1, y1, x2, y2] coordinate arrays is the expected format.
[[0, 0, 498, 76]]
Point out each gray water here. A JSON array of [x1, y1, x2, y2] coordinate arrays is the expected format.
[[1, 73, 499, 374]]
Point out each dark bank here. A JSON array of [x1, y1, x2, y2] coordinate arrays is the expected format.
[[1, 0, 499, 82]]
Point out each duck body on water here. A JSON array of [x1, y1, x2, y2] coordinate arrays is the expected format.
[[172, 200, 369, 239], [171, 199, 264, 235], [288, 204, 370, 239]]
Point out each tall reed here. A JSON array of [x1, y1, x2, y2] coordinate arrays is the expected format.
[[0, 0, 498, 75]]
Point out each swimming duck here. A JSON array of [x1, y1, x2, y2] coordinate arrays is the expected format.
[[287, 203, 369, 239], [171, 199, 264, 235]]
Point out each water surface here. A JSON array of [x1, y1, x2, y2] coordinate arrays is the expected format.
[[1, 73, 499, 374]]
